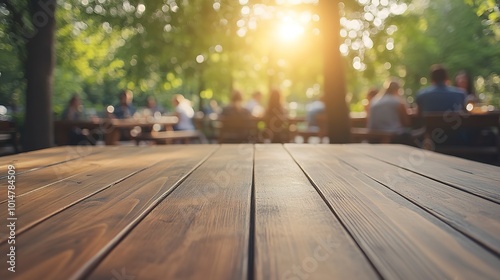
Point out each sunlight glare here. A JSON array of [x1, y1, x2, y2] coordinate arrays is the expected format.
[[277, 18, 305, 42]]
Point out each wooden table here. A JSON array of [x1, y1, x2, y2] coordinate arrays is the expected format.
[[55, 116, 179, 145], [0, 144, 499, 279]]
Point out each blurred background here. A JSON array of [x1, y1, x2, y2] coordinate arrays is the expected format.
[[0, 0, 498, 149]]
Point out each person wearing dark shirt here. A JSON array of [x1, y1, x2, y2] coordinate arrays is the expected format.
[[219, 90, 253, 143], [113, 90, 136, 119], [221, 90, 251, 117], [62, 95, 94, 145], [455, 70, 478, 105], [112, 90, 136, 141], [264, 89, 288, 143]]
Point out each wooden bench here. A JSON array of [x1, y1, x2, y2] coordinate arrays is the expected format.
[[295, 113, 368, 143], [133, 130, 204, 145], [217, 117, 260, 143], [422, 112, 500, 161]]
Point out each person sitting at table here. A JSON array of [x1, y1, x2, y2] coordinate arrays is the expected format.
[[455, 71, 496, 146], [305, 95, 325, 132], [111, 90, 137, 141], [62, 95, 84, 121], [416, 64, 467, 145], [368, 79, 411, 144], [455, 70, 478, 105], [113, 90, 136, 119], [416, 64, 466, 114], [245, 91, 264, 117], [219, 90, 254, 143], [264, 89, 288, 143], [172, 94, 195, 131], [221, 90, 252, 117], [145, 96, 164, 116], [364, 88, 379, 114], [62, 95, 95, 145]]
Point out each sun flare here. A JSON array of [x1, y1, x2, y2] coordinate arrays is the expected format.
[[277, 18, 305, 42]]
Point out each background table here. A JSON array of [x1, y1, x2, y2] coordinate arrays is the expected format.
[[0, 144, 499, 279], [55, 116, 179, 145]]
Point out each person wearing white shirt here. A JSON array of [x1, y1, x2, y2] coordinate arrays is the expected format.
[[245, 91, 264, 117], [172, 94, 195, 131], [368, 79, 410, 134]]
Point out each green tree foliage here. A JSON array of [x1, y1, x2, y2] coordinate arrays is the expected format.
[[1, 0, 499, 116], [343, 0, 499, 108], [388, 0, 499, 106]]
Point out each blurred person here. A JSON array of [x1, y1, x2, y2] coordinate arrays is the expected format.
[[455, 70, 478, 105], [416, 64, 466, 114], [172, 94, 195, 131], [201, 99, 221, 115], [209, 99, 221, 115], [111, 90, 136, 142], [264, 89, 288, 143], [455, 71, 495, 146], [305, 95, 325, 132], [245, 91, 264, 117], [416, 64, 467, 145], [145, 96, 164, 116], [113, 90, 136, 119], [363, 88, 379, 114], [219, 90, 254, 143], [61, 95, 95, 145], [368, 79, 410, 134], [221, 90, 252, 117], [62, 95, 84, 121]]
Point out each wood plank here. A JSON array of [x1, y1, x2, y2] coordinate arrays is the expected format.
[[286, 144, 500, 279], [88, 144, 254, 280], [352, 144, 500, 203], [253, 144, 378, 279], [0, 146, 103, 176], [0, 145, 217, 279], [0, 147, 137, 199], [0, 146, 204, 243], [388, 144, 500, 182], [326, 145, 500, 255]]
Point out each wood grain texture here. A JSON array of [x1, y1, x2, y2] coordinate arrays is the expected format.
[[388, 144, 500, 182], [0, 145, 217, 280], [253, 144, 378, 280], [0, 146, 197, 243], [286, 144, 500, 280], [323, 145, 500, 255], [0, 146, 103, 176], [0, 147, 134, 199], [353, 144, 500, 203], [89, 144, 254, 280]]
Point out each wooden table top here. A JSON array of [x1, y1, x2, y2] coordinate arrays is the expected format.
[[0, 144, 499, 279]]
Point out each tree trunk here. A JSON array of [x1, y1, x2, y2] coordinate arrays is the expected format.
[[320, 0, 351, 143], [23, 0, 56, 151]]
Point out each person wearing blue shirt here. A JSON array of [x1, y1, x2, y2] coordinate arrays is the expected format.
[[416, 64, 466, 114], [113, 90, 136, 119], [416, 64, 467, 145]]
